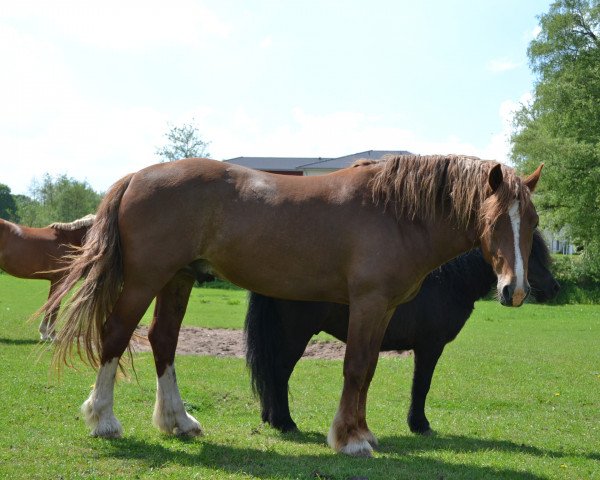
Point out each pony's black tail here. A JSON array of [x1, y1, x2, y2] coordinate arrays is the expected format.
[[244, 292, 284, 419]]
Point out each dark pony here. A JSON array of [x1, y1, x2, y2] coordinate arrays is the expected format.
[[41, 155, 542, 456], [0, 215, 95, 339], [245, 230, 559, 434]]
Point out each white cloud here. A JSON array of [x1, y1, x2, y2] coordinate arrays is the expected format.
[[487, 58, 522, 73], [206, 107, 486, 161], [480, 92, 533, 165], [0, 25, 74, 132], [260, 36, 273, 49], [530, 25, 542, 39], [0, 101, 167, 195], [3, 0, 232, 50]]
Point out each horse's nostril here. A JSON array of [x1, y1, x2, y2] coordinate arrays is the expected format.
[[502, 285, 511, 300]]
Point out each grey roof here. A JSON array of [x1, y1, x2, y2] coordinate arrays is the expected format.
[[299, 150, 412, 170], [225, 150, 413, 172], [224, 156, 331, 171]]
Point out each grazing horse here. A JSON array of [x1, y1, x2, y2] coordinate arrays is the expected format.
[[245, 230, 559, 435], [43, 155, 542, 457], [0, 215, 95, 340]]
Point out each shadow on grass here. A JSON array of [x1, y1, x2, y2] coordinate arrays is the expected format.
[[378, 433, 600, 461], [0, 337, 39, 346], [97, 434, 559, 480]]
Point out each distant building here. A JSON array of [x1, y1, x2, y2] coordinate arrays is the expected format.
[[224, 150, 411, 176], [543, 228, 577, 255]]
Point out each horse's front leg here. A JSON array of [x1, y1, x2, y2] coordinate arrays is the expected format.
[[327, 294, 393, 457], [356, 349, 385, 449], [407, 344, 444, 435], [149, 270, 202, 437], [82, 282, 156, 438]]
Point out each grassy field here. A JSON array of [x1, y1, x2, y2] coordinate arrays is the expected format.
[[0, 274, 598, 479]]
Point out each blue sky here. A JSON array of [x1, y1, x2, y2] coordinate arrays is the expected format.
[[1, 0, 551, 195]]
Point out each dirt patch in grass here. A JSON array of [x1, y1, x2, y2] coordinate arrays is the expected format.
[[132, 326, 411, 360]]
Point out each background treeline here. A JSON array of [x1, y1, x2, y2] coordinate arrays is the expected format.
[[0, 174, 101, 227]]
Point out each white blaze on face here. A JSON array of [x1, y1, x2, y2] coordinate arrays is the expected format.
[[508, 200, 525, 294]]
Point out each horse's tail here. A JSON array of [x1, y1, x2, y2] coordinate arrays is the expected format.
[[42, 173, 134, 372], [244, 292, 284, 414]]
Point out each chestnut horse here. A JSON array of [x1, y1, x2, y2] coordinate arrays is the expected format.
[[43, 155, 542, 456], [244, 230, 559, 435], [0, 214, 95, 340]]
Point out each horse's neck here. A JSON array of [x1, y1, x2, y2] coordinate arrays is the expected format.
[[417, 217, 481, 277]]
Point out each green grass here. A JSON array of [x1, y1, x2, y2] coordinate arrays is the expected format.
[[139, 288, 249, 329], [0, 275, 599, 479]]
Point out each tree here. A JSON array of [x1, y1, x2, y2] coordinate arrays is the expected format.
[[155, 122, 210, 162], [0, 184, 18, 222], [22, 174, 102, 227], [511, 0, 600, 279]]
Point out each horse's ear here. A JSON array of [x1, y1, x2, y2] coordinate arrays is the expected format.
[[524, 163, 544, 192], [488, 164, 503, 193]]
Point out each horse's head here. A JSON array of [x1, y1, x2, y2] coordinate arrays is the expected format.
[[479, 163, 543, 307]]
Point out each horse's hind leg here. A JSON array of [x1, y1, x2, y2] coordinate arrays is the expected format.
[[148, 269, 202, 436], [264, 319, 314, 432], [81, 282, 157, 438], [39, 281, 59, 341]]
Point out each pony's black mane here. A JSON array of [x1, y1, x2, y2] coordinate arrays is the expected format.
[[529, 230, 551, 269]]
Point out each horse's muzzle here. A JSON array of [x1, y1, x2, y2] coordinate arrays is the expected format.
[[500, 283, 530, 307]]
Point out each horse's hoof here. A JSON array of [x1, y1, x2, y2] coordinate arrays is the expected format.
[[173, 421, 203, 437], [272, 419, 298, 433], [414, 427, 436, 436], [340, 439, 373, 457], [39, 332, 55, 342], [362, 430, 379, 449], [90, 418, 123, 439]]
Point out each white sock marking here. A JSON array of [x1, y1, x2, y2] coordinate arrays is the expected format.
[[153, 364, 202, 436], [82, 357, 122, 437]]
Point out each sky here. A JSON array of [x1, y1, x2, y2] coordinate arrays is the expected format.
[[1, 0, 551, 195]]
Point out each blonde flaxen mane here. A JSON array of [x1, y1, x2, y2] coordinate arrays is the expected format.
[[368, 154, 530, 231], [49, 214, 96, 231]]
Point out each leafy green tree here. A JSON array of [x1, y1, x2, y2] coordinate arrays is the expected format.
[[155, 122, 211, 162], [24, 174, 102, 227], [13, 194, 40, 226], [512, 0, 600, 279], [0, 184, 18, 222]]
